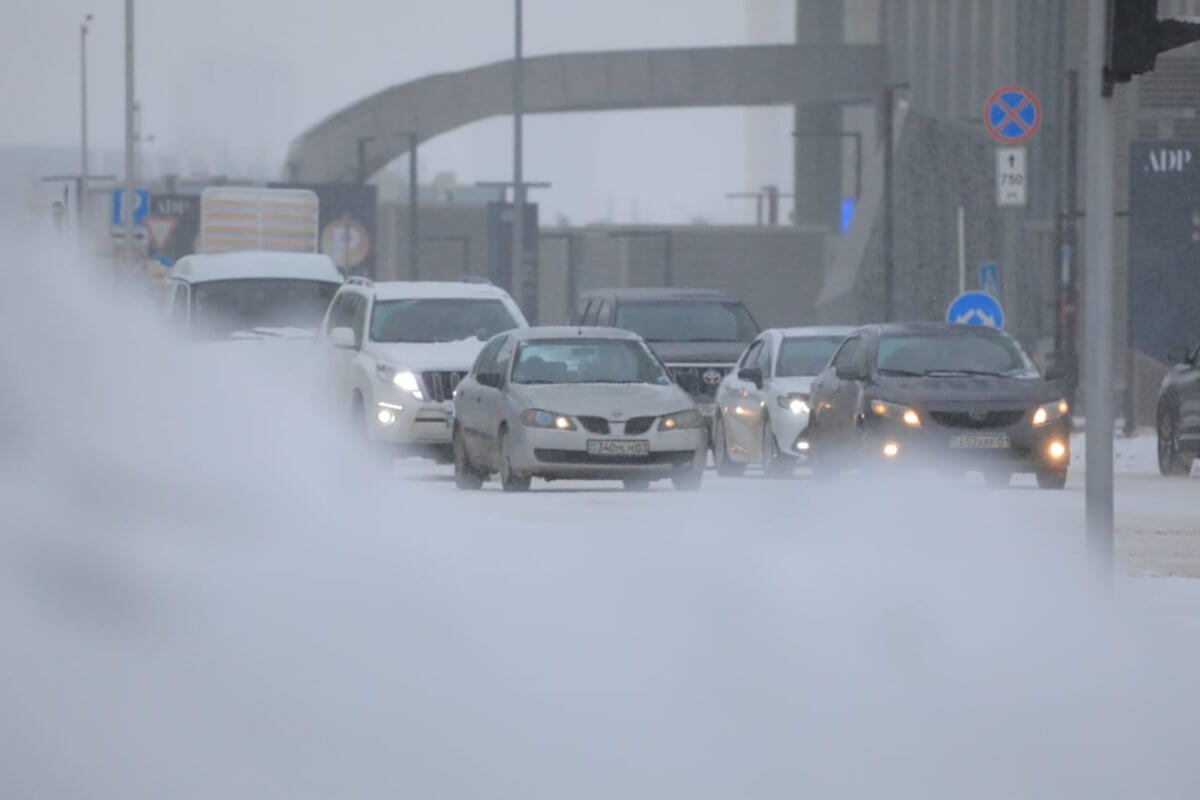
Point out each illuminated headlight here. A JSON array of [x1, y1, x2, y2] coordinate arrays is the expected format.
[[376, 363, 424, 399], [778, 394, 811, 415], [658, 409, 704, 431], [871, 400, 922, 427], [795, 439, 810, 452], [376, 409, 396, 426], [521, 409, 576, 430], [1032, 398, 1070, 427], [882, 441, 900, 458], [1047, 439, 1068, 461]]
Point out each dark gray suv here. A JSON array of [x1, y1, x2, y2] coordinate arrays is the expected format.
[[568, 288, 760, 428]]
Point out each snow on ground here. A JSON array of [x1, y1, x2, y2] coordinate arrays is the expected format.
[[3, 237, 1200, 798]]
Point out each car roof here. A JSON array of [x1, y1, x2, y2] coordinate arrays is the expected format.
[[769, 326, 858, 339], [506, 326, 642, 343], [578, 287, 736, 302], [172, 252, 343, 284], [360, 280, 517, 302], [863, 321, 1014, 337]]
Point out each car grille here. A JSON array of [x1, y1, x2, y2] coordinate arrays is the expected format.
[[669, 365, 732, 400], [420, 371, 466, 404], [534, 449, 695, 466], [577, 416, 610, 434], [929, 409, 1025, 430], [622, 416, 656, 435]]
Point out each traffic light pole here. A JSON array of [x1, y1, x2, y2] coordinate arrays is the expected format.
[[1084, 0, 1115, 575]]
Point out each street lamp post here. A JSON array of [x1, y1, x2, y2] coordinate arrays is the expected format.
[[513, 0, 532, 318], [123, 0, 136, 271], [882, 82, 909, 321], [79, 13, 92, 237]]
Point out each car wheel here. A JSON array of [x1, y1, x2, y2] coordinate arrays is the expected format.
[[760, 415, 791, 479], [1036, 470, 1068, 490], [498, 429, 531, 492], [1158, 406, 1193, 477], [983, 469, 1012, 487], [623, 478, 651, 491], [713, 414, 745, 478], [453, 427, 483, 490], [671, 470, 703, 491]]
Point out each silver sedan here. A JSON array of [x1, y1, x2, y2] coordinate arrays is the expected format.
[[452, 327, 708, 491], [712, 326, 855, 477]]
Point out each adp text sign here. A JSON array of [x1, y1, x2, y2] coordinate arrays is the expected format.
[[985, 86, 1041, 144]]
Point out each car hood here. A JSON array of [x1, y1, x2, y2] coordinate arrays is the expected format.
[[369, 339, 486, 371], [873, 374, 1061, 408], [767, 376, 816, 395], [644, 341, 750, 366], [510, 382, 695, 417]]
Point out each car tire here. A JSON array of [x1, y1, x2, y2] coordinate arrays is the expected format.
[[498, 429, 531, 493], [760, 414, 791, 479], [623, 478, 651, 491], [671, 470, 703, 491], [1158, 406, 1193, 477], [713, 414, 745, 478], [453, 428, 483, 490], [983, 469, 1012, 487], [1036, 470, 1068, 490]]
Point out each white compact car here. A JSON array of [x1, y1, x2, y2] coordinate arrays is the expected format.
[[712, 326, 854, 477], [316, 278, 528, 461], [452, 327, 708, 491]]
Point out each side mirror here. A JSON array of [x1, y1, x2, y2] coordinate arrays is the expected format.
[[737, 367, 763, 388], [1167, 346, 1190, 365], [329, 326, 357, 349], [835, 364, 862, 381], [1044, 365, 1066, 381]]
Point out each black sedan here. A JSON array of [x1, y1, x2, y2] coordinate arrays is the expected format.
[[807, 323, 1071, 488], [1156, 341, 1200, 476]]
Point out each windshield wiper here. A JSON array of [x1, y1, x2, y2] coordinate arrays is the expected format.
[[877, 368, 926, 377], [923, 369, 1013, 378]]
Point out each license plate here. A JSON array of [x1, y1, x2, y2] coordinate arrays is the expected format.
[[950, 434, 1011, 449], [587, 439, 650, 457]]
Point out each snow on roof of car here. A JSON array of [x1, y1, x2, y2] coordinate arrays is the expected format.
[[771, 326, 859, 339], [172, 252, 343, 284], [366, 280, 519, 301], [509, 326, 642, 342]]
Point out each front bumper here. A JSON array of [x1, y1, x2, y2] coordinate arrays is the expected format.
[[367, 392, 455, 446], [771, 410, 813, 460], [508, 423, 707, 480], [861, 417, 1070, 473]]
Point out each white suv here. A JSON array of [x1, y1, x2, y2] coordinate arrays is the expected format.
[[316, 278, 528, 460]]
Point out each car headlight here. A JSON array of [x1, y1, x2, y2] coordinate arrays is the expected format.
[[521, 409, 576, 430], [778, 394, 811, 415], [1032, 398, 1069, 427], [377, 363, 424, 399], [658, 409, 704, 431], [870, 399, 922, 427]]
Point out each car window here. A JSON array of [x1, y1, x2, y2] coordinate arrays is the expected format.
[[569, 299, 590, 325], [595, 300, 613, 326], [511, 339, 672, 385], [876, 332, 1038, 377], [495, 337, 517, 381], [472, 336, 506, 376], [325, 292, 356, 335], [370, 298, 519, 343], [613, 300, 758, 343], [776, 336, 846, 377], [349, 296, 368, 345], [831, 337, 860, 369], [190, 279, 340, 340], [740, 341, 763, 369], [582, 299, 603, 326], [753, 340, 772, 375]]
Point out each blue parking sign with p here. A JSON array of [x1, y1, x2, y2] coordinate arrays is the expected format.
[[112, 189, 150, 226]]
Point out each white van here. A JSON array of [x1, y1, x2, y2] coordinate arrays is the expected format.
[[163, 252, 343, 341]]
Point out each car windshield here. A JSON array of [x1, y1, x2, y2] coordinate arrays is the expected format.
[[776, 336, 846, 377], [876, 332, 1040, 378], [614, 300, 758, 343], [512, 339, 672, 385], [191, 279, 340, 339], [370, 298, 519, 343]]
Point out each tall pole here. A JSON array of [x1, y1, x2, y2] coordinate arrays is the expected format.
[[408, 133, 419, 280], [512, 0, 530, 318], [79, 14, 92, 237], [1064, 69, 1080, 403], [882, 85, 896, 321], [1084, 0, 1115, 575], [123, 0, 135, 272]]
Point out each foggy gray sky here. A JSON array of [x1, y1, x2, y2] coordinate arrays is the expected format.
[[4, 1, 799, 224]]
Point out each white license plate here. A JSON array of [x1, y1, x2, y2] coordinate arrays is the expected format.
[[950, 434, 1012, 449], [587, 439, 650, 457]]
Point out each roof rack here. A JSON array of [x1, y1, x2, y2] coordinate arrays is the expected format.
[[344, 276, 373, 287]]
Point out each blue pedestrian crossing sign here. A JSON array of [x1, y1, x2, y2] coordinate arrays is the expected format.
[[947, 291, 1005, 329], [111, 189, 150, 226]]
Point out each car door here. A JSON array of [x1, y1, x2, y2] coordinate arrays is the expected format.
[[1180, 343, 1200, 445], [833, 335, 871, 436], [317, 292, 361, 401], [722, 339, 765, 455], [814, 336, 862, 447], [458, 336, 504, 461], [478, 335, 516, 466]]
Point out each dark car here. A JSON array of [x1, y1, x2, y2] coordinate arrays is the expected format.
[[1156, 341, 1200, 476], [568, 288, 760, 427], [807, 323, 1071, 489]]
